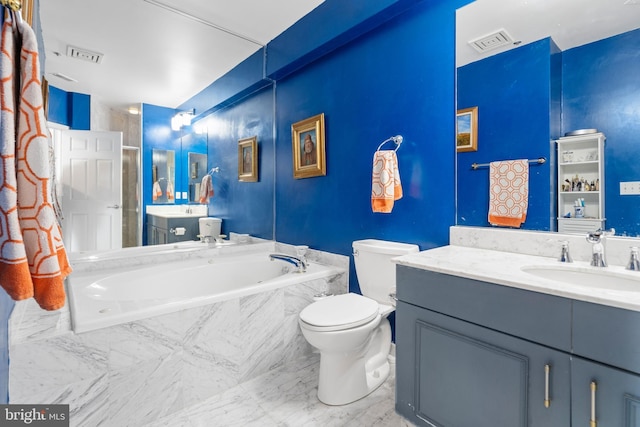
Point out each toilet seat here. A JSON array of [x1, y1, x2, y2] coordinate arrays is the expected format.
[[299, 293, 379, 332]]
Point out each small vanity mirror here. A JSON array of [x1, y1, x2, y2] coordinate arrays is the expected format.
[[151, 149, 176, 204], [188, 152, 208, 203]]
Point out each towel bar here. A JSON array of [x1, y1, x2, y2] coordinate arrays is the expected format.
[[471, 157, 546, 170]]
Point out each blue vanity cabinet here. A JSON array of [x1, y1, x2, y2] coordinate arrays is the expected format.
[[146, 214, 201, 244], [396, 265, 572, 427], [571, 300, 640, 427], [571, 357, 640, 427]]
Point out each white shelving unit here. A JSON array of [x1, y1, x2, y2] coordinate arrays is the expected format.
[[556, 132, 605, 233]]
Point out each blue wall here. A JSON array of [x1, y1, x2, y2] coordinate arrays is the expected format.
[[47, 86, 90, 130], [178, 0, 468, 297], [198, 87, 276, 239], [457, 38, 560, 231], [562, 29, 640, 237]]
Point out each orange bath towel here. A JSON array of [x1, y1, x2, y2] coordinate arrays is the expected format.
[[0, 12, 71, 310], [371, 150, 403, 213], [166, 180, 174, 201], [199, 174, 214, 204], [488, 159, 529, 227]]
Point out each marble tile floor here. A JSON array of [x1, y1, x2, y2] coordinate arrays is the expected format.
[[144, 353, 416, 427]]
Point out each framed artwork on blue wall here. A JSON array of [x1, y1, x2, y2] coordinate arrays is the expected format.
[[238, 136, 258, 182], [456, 107, 478, 152], [292, 113, 326, 179]]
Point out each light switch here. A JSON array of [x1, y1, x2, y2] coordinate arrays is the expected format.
[[181, 192, 188, 199], [620, 181, 640, 195]]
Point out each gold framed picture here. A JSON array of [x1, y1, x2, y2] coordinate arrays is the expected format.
[[238, 136, 258, 182], [456, 106, 478, 152], [292, 113, 326, 179]]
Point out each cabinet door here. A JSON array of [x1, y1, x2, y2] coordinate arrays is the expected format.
[[572, 357, 640, 427], [396, 301, 570, 427]]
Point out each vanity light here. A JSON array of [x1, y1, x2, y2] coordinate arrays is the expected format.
[[171, 110, 195, 131]]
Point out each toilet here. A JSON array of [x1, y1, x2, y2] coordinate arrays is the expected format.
[[198, 217, 221, 242], [298, 239, 419, 406]]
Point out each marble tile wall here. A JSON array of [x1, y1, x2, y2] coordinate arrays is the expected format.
[[9, 245, 348, 427]]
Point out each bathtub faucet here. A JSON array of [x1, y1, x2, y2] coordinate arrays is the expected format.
[[269, 254, 307, 273]]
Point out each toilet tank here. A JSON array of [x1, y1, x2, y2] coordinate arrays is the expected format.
[[353, 239, 419, 304], [198, 217, 222, 237]]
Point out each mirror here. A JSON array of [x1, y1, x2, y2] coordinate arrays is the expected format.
[[188, 152, 208, 203], [151, 149, 175, 204], [456, 0, 640, 237]]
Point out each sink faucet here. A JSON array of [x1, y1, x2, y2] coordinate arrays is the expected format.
[[558, 241, 573, 263], [269, 253, 307, 273], [628, 247, 640, 271], [586, 229, 614, 267]]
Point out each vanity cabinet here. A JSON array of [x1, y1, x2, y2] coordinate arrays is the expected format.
[[146, 214, 202, 245], [395, 265, 640, 427], [556, 132, 605, 233]]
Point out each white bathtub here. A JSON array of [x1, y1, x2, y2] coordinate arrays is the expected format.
[[67, 251, 341, 333]]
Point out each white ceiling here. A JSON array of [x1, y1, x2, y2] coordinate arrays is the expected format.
[[39, 0, 325, 111], [457, 0, 640, 67], [39, 1, 640, 113]]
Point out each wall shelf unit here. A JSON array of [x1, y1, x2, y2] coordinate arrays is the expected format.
[[556, 132, 605, 233]]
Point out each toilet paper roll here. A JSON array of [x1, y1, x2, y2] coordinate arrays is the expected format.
[[173, 227, 186, 236]]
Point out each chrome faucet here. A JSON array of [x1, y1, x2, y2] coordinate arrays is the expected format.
[[586, 229, 614, 267], [269, 253, 307, 273], [558, 241, 573, 263], [627, 247, 640, 271]]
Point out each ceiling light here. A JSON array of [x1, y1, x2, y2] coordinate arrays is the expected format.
[[128, 107, 140, 115], [51, 72, 78, 82]]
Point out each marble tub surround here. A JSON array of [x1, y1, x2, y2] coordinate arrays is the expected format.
[[9, 243, 348, 427], [394, 226, 640, 312]]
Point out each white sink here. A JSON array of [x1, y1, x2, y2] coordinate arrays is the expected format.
[[521, 265, 640, 292]]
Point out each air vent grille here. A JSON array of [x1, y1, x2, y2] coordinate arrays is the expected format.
[[469, 29, 514, 53], [66, 46, 103, 64]]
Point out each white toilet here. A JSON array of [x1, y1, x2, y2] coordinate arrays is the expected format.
[[298, 239, 419, 406], [198, 217, 221, 242]]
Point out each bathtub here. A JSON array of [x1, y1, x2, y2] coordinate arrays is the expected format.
[[67, 251, 342, 333]]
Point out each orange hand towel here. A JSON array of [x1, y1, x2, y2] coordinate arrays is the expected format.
[[371, 150, 403, 213], [166, 180, 174, 201], [0, 12, 72, 310], [488, 159, 529, 227], [152, 181, 162, 201], [199, 174, 214, 204]]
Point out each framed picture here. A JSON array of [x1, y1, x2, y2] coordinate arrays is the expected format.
[[238, 136, 258, 182], [456, 106, 478, 152], [292, 113, 326, 179]]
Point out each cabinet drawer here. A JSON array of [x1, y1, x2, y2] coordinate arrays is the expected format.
[[573, 301, 640, 374], [397, 266, 571, 351]]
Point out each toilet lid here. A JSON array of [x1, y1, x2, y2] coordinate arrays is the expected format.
[[299, 293, 379, 330]]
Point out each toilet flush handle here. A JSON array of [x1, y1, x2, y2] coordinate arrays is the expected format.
[[389, 292, 397, 302]]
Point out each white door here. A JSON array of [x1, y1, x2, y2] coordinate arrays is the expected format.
[[58, 130, 123, 252]]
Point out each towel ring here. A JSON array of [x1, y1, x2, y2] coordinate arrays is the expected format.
[[376, 135, 404, 152]]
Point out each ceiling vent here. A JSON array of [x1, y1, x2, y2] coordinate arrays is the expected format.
[[66, 45, 103, 64], [468, 29, 514, 53]]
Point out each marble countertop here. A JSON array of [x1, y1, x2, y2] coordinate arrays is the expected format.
[[393, 245, 640, 313]]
